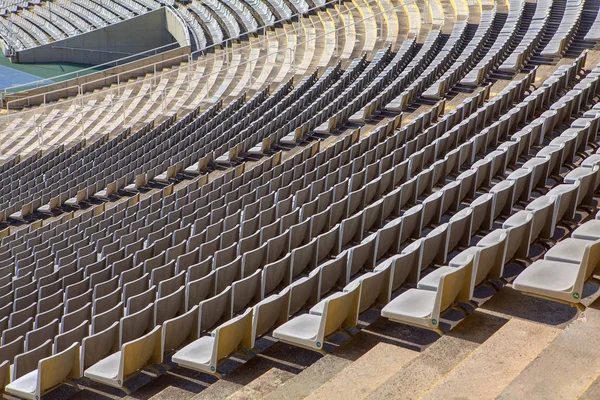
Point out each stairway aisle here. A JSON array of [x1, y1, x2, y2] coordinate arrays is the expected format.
[[497, 299, 600, 399], [420, 319, 560, 399]]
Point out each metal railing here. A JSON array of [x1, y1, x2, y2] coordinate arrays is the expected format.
[[0, 0, 414, 151]]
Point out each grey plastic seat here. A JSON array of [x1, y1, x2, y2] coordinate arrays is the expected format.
[[572, 220, 600, 241], [84, 325, 162, 389], [273, 284, 359, 352], [172, 308, 253, 375], [6, 342, 81, 400], [381, 256, 474, 335], [513, 238, 600, 306], [161, 305, 199, 355], [250, 291, 289, 348], [422, 231, 507, 295], [81, 321, 120, 372], [199, 286, 232, 333]]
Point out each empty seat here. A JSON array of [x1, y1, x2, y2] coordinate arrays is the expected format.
[[6, 343, 81, 400], [513, 239, 600, 306], [84, 325, 162, 389], [381, 256, 474, 335], [172, 308, 253, 375], [273, 284, 359, 352]]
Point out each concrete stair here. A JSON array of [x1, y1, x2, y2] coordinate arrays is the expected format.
[[226, 368, 295, 400], [303, 342, 418, 400], [363, 310, 509, 400], [420, 319, 561, 399], [497, 300, 600, 399]]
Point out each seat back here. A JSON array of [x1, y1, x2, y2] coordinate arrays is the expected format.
[[162, 305, 199, 354], [81, 321, 120, 371], [251, 291, 289, 347], [13, 339, 52, 380], [54, 320, 88, 353], [199, 286, 232, 333], [353, 266, 389, 314], [0, 335, 24, 365], [576, 239, 600, 295], [0, 360, 9, 392], [322, 284, 360, 337], [120, 325, 163, 383], [475, 231, 507, 285], [503, 212, 533, 260], [434, 255, 474, 319], [120, 302, 154, 346], [38, 342, 81, 396], [185, 271, 216, 311], [287, 271, 319, 317], [215, 308, 253, 362], [155, 286, 185, 326]]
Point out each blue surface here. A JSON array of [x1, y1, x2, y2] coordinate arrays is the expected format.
[[0, 64, 51, 90]]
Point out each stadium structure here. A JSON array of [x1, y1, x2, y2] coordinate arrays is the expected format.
[[0, 0, 599, 398]]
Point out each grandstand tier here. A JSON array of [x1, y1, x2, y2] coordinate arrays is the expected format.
[[0, 0, 599, 398]]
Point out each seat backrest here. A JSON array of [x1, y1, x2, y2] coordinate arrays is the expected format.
[[120, 325, 162, 383], [503, 212, 533, 260], [0, 360, 9, 392], [199, 286, 232, 333], [26, 318, 59, 351], [214, 308, 253, 362], [38, 342, 81, 396], [577, 239, 600, 294], [475, 231, 507, 285], [120, 302, 154, 346], [261, 253, 291, 297], [434, 255, 474, 319], [13, 339, 52, 380], [54, 320, 89, 354], [318, 253, 347, 299], [82, 321, 120, 371], [92, 301, 123, 335], [0, 335, 24, 365], [354, 266, 389, 314], [287, 270, 319, 317], [322, 284, 360, 337], [251, 291, 289, 347], [161, 305, 199, 354], [185, 270, 216, 311], [155, 285, 185, 326]]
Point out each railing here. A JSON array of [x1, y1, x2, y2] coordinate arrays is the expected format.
[[0, 0, 415, 151]]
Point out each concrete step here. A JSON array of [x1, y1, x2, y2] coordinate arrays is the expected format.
[[304, 342, 418, 400], [190, 340, 321, 400], [262, 318, 405, 400], [226, 368, 295, 400], [260, 353, 352, 400], [579, 374, 600, 400], [498, 300, 600, 399], [364, 310, 509, 400], [420, 319, 561, 400]]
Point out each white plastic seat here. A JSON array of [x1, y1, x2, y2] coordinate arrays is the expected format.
[[172, 308, 253, 375], [273, 284, 359, 352], [6, 342, 81, 400], [381, 256, 473, 334], [513, 239, 600, 304], [544, 238, 592, 264], [572, 220, 600, 241], [84, 325, 162, 389]]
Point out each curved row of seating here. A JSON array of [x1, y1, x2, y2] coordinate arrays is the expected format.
[[0, 38, 544, 396], [0, 0, 309, 52], [0, 3, 403, 222], [0, 0, 402, 163], [0, 1, 598, 398]]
